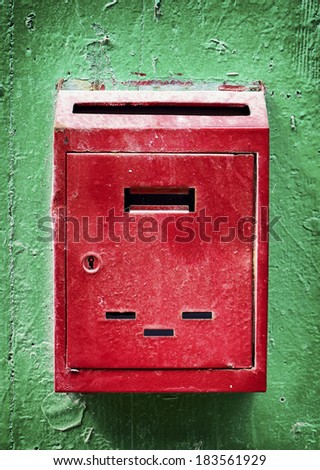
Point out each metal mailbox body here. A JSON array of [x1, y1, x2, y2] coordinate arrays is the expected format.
[[53, 90, 269, 393]]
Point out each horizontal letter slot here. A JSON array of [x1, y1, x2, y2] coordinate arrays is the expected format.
[[182, 312, 213, 319], [73, 103, 250, 116], [106, 312, 136, 320], [124, 187, 195, 212], [144, 329, 174, 337]]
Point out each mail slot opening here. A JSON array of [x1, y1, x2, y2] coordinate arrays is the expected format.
[[106, 312, 136, 320], [73, 103, 250, 116], [182, 312, 213, 320], [124, 187, 195, 212], [144, 329, 174, 337]]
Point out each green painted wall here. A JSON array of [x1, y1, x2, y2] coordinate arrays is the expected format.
[[1, 0, 319, 450]]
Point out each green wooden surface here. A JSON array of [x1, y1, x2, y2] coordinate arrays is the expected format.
[[0, 0, 319, 450]]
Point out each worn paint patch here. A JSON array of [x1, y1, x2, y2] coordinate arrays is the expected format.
[[294, 0, 319, 81], [120, 79, 194, 88], [154, 0, 162, 21], [303, 217, 320, 236], [84, 23, 115, 84], [204, 38, 231, 55], [41, 393, 86, 432], [291, 422, 319, 447], [103, 1, 118, 11], [83, 427, 94, 443], [25, 13, 35, 31]]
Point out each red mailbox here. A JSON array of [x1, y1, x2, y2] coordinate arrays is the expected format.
[[53, 88, 269, 392]]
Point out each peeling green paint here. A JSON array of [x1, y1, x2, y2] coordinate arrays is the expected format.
[[0, 0, 319, 450]]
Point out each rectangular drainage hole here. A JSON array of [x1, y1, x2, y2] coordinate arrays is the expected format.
[[106, 311, 136, 320], [182, 312, 213, 320], [144, 329, 174, 337], [124, 187, 195, 212], [73, 103, 250, 116]]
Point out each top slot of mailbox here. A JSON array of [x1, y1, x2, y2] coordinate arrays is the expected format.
[[55, 90, 268, 130]]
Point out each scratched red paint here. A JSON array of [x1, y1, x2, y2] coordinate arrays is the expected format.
[[120, 79, 194, 87]]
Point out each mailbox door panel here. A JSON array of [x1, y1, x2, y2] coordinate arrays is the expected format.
[[66, 153, 255, 369]]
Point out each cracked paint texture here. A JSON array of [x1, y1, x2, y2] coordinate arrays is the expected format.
[[0, 0, 319, 450]]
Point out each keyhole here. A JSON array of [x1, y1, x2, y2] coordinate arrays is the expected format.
[[82, 253, 101, 273], [87, 255, 95, 270]]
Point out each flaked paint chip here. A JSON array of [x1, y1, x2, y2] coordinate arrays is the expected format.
[[41, 392, 86, 431]]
